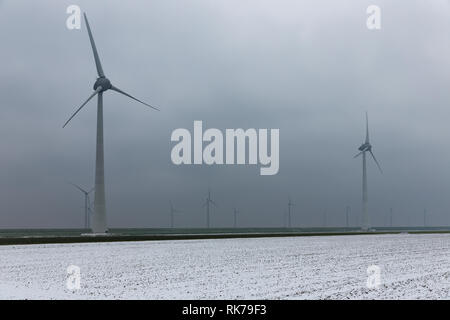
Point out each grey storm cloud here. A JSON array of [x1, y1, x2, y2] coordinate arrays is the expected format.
[[1, 0, 450, 228]]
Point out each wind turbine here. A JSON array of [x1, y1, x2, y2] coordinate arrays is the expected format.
[[233, 208, 238, 228], [354, 112, 382, 231], [389, 207, 393, 227], [423, 209, 427, 227], [69, 183, 94, 229], [346, 206, 350, 228], [287, 197, 294, 228], [63, 13, 159, 233], [203, 188, 217, 228], [169, 201, 180, 228]]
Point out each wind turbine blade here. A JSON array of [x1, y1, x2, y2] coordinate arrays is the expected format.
[[88, 187, 95, 194], [68, 182, 87, 194], [110, 85, 160, 111], [83, 13, 105, 77], [211, 200, 218, 207], [369, 150, 383, 173], [63, 87, 101, 128], [365, 112, 370, 144], [353, 151, 363, 158]]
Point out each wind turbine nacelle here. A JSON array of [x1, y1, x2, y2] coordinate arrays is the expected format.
[[93, 77, 112, 92], [358, 143, 371, 152]]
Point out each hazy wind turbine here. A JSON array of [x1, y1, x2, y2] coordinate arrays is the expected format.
[[63, 13, 159, 233], [69, 183, 94, 228], [233, 208, 238, 228], [354, 112, 382, 231], [203, 189, 217, 228], [346, 206, 350, 228], [287, 197, 294, 228], [390, 207, 393, 227], [169, 201, 180, 228]]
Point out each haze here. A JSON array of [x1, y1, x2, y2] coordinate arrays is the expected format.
[[1, 0, 450, 228]]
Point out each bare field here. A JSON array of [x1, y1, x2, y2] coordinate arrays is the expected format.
[[0, 233, 449, 299]]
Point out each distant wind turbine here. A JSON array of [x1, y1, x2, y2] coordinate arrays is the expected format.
[[203, 189, 217, 228], [354, 112, 382, 231], [63, 13, 159, 233], [346, 206, 350, 228], [169, 201, 180, 228], [390, 207, 393, 227], [233, 208, 238, 228], [69, 183, 94, 229], [287, 197, 294, 228]]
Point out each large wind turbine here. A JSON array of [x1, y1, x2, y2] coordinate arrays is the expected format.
[[203, 189, 217, 228], [354, 112, 382, 231], [69, 183, 94, 229], [63, 13, 158, 233]]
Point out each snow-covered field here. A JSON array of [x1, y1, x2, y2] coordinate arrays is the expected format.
[[0, 233, 449, 299]]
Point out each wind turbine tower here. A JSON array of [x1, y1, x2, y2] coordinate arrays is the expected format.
[[287, 197, 294, 228], [233, 208, 238, 228], [69, 183, 94, 229], [346, 206, 350, 228], [169, 201, 180, 228], [354, 112, 383, 231], [63, 13, 159, 233], [390, 207, 393, 227], [203, 189, 217, 228], [423, 209, 427, 227]]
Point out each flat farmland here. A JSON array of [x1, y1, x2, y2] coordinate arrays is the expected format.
[[0, 233, 448, 299]]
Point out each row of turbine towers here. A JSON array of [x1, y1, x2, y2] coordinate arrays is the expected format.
[[68, 126, 430, 229], [64, 13, 386, 233], [165, 195, 430, 228]]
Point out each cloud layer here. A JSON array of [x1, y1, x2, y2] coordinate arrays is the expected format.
[[1, 0, 450, 228]]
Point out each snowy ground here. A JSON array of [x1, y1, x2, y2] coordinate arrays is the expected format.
[[0, 233, 449, 299]]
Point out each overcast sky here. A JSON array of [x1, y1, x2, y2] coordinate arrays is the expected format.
[[1, 0, 450, 228]]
